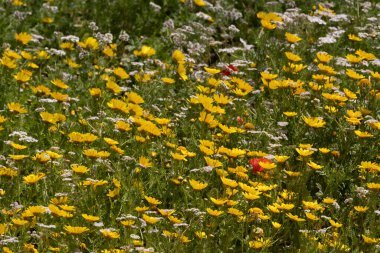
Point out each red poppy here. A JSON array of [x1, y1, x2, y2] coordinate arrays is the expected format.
[[249, 158, 270, 174], [221, 64, 238, 76]]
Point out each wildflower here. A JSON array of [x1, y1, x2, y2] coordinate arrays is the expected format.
[[285, 52, 302, 62], [15, 32, 33, 44], [161, 77, 175, 84], [189, 179, 208, 190], [286, 213, 305, 222], [271, 221, 282, 229], [346, 69, 365, 80], [283, 111, 297, 117], [249, 238, 272, 249], [249, 158, 271, 173], [89, 88, 102, 97], [285, 32, 302, 43], [172, 50, 186, 63], [329, 219, 343, 228], [68, 132, 98, 143], [144, 196, 162, 205], [194, 0, 206, 7], [316, 52, 333, 63], [14, 69, 32, 82], [142, 214, 160, 225], [348, 34, 362, 42], [220, 177, 238, 188], [100, 229, 120, 239], [78, 37, 99, 50], [7, 102, 28, 114], [354, 130, 373, 138], [82, 214, 100, 222], [133, 45, 156, 57], [71, 164, 90, 174], [113, 67, 129, 79], [23, 173, 46, 184], [138, 156, 153, 168], [362, 235, 379, 244], [206, 208, 224, 217], [120, 220, 135, 227], [64, 225, 90, 235], [353, 206, 368, 213], [51, 79, 69, 89], [228, 207, 243, 217], [307, 161, 323, 170]]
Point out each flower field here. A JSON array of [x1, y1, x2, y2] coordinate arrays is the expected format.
[[0, 0, 379, 252]]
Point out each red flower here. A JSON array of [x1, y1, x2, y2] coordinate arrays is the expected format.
[[249, 158, 270, 174], [221, 64, 238, 76]]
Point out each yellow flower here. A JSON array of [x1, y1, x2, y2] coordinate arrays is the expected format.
[[367, 183, 380, 190], [346, 69, 365, 80], [259, 160, 277, 170], [271, 221, 282, 229], [115, 121, 132, 132], [23, 173, 46, 184], [348, 34, 362, 41], [51, 79, 69, 89], [126, 91, 144, 104], [142, 214, 160, 225], [286, 213, 305, 222], [353, 206, 368, 213], [227, 207, 243, 217], [274, 155, 289, 163], [161, 77, 175, 84], [144, 196, 162, 205], [329, 219, 343, 228], [249, 238, 272, 249], [82, 214, 100, 222], [7, 102, 27, 114], [138, 156, 153, 168], [120, 219, 135, 227], [206, 208, 224, 217], [220, 177, 238, 188], [189, 179, 208, 190], [296, 148, 314, 157], [14, 69, 32, 82], [68, 132, 98, 143], [50, 92, 69, 102], [71, 164, 90, 174], [12, 218, 29, 226], [322, 197, 336, 204], [354, 130, 373, 138], [78, 37, 99, 50], [304, 212, 320, 221], [99, 229, 120, 239], [172, 49, 186, 63], [15, 32, 33, 44], [302, 201, 323, 211], [89, 88, 102, 97], [204, 67, 220, 74], [261, 19, 276, 30], [285, 52, 302, 62], [177, 63, 188, 81], [133, 45, 156, 57], [64, 225, 89, 235], [303, 116, 326, 128], [106, 80, 122, 94], [285, 32, 302, 43], [362, 235, 379, 244], [307, 161, 323, 170], [113, 67, 129, 79], [283, 111, 297, 117], [355, 49, 376, 61], [194, 0, 206, 7]]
